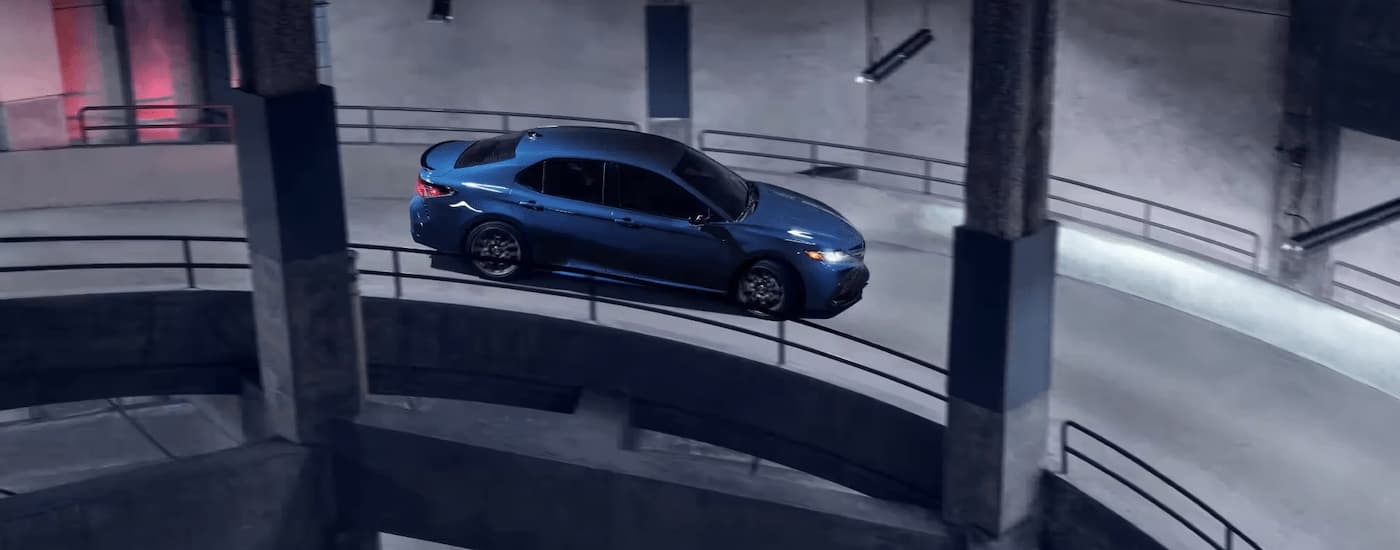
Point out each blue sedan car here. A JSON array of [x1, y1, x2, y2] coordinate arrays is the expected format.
[[409, 126, 869, 318]]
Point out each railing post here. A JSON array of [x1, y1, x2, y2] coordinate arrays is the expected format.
[[808, 143, 819, 171], [922, 160, 932, 195], [1059, 422, 1071, 474], [365, 108, 376, 144], [588, 276, 598, 321], [501, 114, 511, 132], [79, 109, 90, 145], [1224, 528, 1233, 550], [1141, 203, 1153, 238], [181, 239, 196, 288], [776, 320, 786, 365], [391, 250, 402, 299]]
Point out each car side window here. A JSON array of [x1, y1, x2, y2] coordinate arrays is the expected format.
[[542, 159, 605, 204], [607, 162, 706, 219], [515, 162, 544, 191]]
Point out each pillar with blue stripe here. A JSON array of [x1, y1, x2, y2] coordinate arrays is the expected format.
[[645, 0, 691, 144], [942, 0, 1060, 548]]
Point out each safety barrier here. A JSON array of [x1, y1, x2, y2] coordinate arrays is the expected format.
[[335, 105, 640, 144], [78, 104, 235, 145], [0, 234, 945, 402], [76, 104, 639, 147], [697, 129, 1263, 271], [0, 234, 1263, 548], [1331, 261, 1400, 318], [1061, 421, 1263, 550], [49, 102, 1400, 329]]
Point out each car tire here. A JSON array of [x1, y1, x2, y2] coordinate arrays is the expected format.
[[464, 221, 529, 281], [734, 259, 801, 319]]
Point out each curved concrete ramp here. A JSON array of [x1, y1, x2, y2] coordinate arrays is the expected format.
[[0, 200, 1398, 549]]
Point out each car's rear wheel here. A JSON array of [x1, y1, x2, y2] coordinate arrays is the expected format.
[[734, 259, 800, 318], [465, 221, 528, 281]]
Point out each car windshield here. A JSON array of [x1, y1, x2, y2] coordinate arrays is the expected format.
[[672, 150, 750, 219]]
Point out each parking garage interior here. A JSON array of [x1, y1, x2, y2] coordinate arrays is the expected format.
[[1, 0, 1399, 549]]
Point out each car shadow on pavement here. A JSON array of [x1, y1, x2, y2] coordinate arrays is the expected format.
[[428, 254, 753, 318]]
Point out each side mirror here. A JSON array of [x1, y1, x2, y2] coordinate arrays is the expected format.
[[688, 213, 710, 226]]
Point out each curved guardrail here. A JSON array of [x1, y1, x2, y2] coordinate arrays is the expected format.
[[0, 234, 1263, 548], [0, 234, 946, 402], [52, 102, 1400, 323], [697, 129, 1263, 271], [76, 104, 639, 146], [1331, 261, 1400, 318], [1061, 422, 1262, 550], [334, 105, 641, 144]]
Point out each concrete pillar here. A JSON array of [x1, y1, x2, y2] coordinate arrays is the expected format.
[[942, 0, 1059, 548], [1270, 0, 1340, 294], [0, 0, 66, 150], [645, 0, 691, 143], [189, 0, 235, 142], [229, 0, 374, 546]]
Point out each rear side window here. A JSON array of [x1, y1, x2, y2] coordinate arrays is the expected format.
[[516, 162, 544, 191], [542, 159, 605, 204], [455, 131, 524, 168]]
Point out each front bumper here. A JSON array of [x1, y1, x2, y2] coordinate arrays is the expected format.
[[829, 265, 869, 308], [799, 262, 869, 318]]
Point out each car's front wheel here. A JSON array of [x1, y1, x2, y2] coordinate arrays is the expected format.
[[734, 259, 800, 318], [465, 221, 528, 281]]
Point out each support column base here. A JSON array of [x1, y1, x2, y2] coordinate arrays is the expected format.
[[944, 393, 1050, 536], [944, 223, 1058, 537]]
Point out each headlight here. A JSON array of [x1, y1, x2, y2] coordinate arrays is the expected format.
[[804, 249, 855, 263]]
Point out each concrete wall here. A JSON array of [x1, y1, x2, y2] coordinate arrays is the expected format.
[[0, 0, 63, 103], [0, 288, 1192, 550], [0, 441, 328, 550], [51, 1, 125, 142], [691, 0, 868, 166], [0, 290, 947, 508], [346, 410, 953, 550], [0, 0, 66, 150], [865, 0, 1286, 260], [326, 0, 646, 129], [0, 291, 254, 410], [1332, 129, 1400, 314], [0, 144, 242, 210], [325, 0, 867, 162]]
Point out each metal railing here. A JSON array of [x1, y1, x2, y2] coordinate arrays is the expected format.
[[75, 103, 640, 147], [1061, 421, 1262, 550], [0, 234, 1264, 548], [61, 103, 1399, 323], [334, 105, 640, 145], [1330, 261, 1400, 317], [78, 104, 234, 145], [698, 129, 1262, 270], [0, 234, 945, 403]]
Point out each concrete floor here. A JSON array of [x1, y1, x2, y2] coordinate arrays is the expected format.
[[1, 199, 1397, 550]]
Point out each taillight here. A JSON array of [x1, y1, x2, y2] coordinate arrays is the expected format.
[[416, 177, 455, 198]]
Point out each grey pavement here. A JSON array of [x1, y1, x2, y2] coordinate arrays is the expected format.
[[0, 200, 1397, 550]]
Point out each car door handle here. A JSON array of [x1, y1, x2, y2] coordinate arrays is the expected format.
[[516, 200, 543, 211], [612, 217, 641, 228]]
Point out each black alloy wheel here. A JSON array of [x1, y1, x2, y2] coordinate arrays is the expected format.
[[735, 259, 799, 318], [466, 221, 527, 280]]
